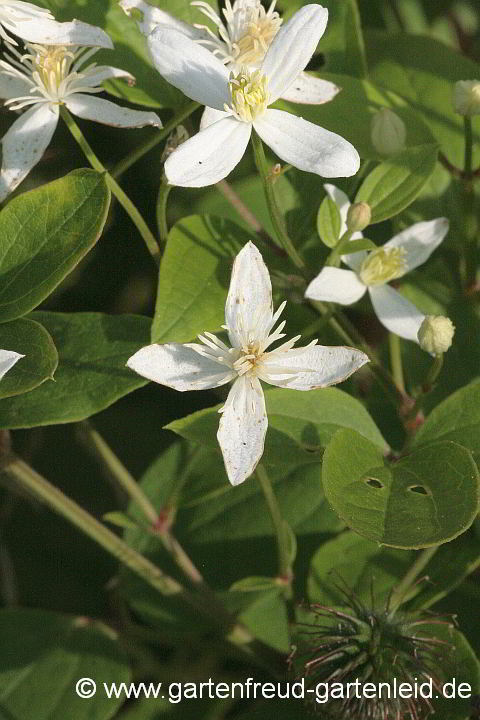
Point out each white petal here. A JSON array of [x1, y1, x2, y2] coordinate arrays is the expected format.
[[383, 218, 449, 275], [254, 109, 360, 177], [65, 94, 161, 128], [8, 19, 113, 47], [261, 345, 369, 390], [369, 285, 425, 342], [147, 26, 229, 110], [261, 4, 328, 103], [80, 66, 135, 88], [200, 106, 230, 131], [225, 242, 273, 349], [305, 267, 366, 305], [217, 376, 267, 486], [0, 349, 24, 380], [165, 117, 251, 187], [0, 103, 59, 203], [126, 343, 235, 391], [280, 72, 340, 105], [120, 0, 202, 39], [0, 74, 33, 101]]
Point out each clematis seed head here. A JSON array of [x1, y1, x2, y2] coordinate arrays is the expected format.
[[346, 202, 371, 233], [418, 315, 455, 355], [371, 107, 406, 155], [453, 80, 480, 116]]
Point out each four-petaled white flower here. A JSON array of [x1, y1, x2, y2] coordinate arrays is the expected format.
[[0, 348, 24, 380], [0, 28, 162, 201], [127, 242, 369, 486], [120, 0, 340, 110], [0, 1, 113, 46], [305, 184, 450, 343], [142, 4, 359, 188]]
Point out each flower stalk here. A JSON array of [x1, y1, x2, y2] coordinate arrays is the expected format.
[[156, 174, 173, 247], [388, 332, 405, 394], [251, 130, 305, 271], [389, 545, 439, 614], [60, 106, 161, 265]]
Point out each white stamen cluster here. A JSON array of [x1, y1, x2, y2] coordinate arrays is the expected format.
[[191, 0, 282, 67], [194, 299, 317, 394], [0, 42, 105, 109], [359, 247, 407, 287], [225, 67, 269, 122]]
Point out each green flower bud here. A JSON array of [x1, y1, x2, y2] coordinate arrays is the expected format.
[[371, 108, 406, 155], [346, 202, 372, 233], [418, 315, 455, 355], [453, 80, 480, 116]]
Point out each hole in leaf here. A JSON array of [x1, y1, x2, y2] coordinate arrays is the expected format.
[[365, 477, 384, 489], [408, 485, 429, 495]]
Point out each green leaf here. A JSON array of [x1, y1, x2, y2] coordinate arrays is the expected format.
[[322, 429, 480, 548], [336, 237, 378, 255], [0, 170, 110, 323], [433, 627, 480, 720], [308, 531, 412, 606], [0, 608, 130, 720], [230, 576, 281, 592], [355, 144, 438, 223], [367, 31, 480, 169], [0, 318, 58, 399], [235, 589, 290, 653], [317, 195, 341, 248], [0, 312, 150, 429], [167, 386, 387, 472], [413, 379, 480, 464], [152, 215, 251, 343]]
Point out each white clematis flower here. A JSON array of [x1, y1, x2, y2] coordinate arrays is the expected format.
[[305, 184, 450, 343], [143, 5, 359, 187], [127, 242, 369, 486], [120, 0, 340, 107], [0, 1, 113, 46], [0, 33, 162, 201], [0, 349, 24, 379]]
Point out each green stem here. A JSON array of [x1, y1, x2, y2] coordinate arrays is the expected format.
[[389, 546, 439, 613], [326, 229, 354, 267], [405, 354, 444, 426], [251, 130, 305, 271], [256, 463, 293, 591], [464, 116, 473, 177], [60, 106, 161, 266], [388, 332, 405, 394], [77, 420, 158, 525], [111, 101, 200, 179], [156, 174, 173, 247]]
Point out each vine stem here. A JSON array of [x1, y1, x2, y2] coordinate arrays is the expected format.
[[389, 546, 439, 614], [251, 130, 305, 271], [256, 463, 293, 594], [111, 100, 200, 179], [156, 174, 173, 247], [60, 106, 161, 266], [388, 332, 405, 394]]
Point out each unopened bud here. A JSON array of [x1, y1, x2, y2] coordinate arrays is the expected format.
[[346, 202, 371, 232], [453, 80, 480, 116], [371, 108, 406, 155], [161, 125, 189, 162], [418, 315, 455, 355]]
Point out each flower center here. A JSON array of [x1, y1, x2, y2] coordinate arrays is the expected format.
[[359, 247, 407, 286], [192, 0, 282, 67], [31, 45, 74, 98], [233, 341, 263, 377], [226, 68, 269, 122]]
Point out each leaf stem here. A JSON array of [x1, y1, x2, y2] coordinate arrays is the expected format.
[[60, 106, 161, 265], [256, 463, 293, 593], [251, 130, 305, 271], [111, 100, 200, 179], [388, 332, 405, 394], [389, 546, 439, 613]]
